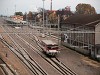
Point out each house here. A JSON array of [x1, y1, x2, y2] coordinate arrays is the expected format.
[[11, 15, 23, 23]]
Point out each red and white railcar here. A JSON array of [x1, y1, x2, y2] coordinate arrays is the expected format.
[[40, 40, 60, 56]]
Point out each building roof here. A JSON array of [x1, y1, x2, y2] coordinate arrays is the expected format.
[[64, 14, 100, 26], [42, 40, 57, 45]]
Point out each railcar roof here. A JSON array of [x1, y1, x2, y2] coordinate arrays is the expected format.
[[42, 40, 57, 45]]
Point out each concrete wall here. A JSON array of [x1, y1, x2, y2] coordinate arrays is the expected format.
[[95, 23, 100, 44]]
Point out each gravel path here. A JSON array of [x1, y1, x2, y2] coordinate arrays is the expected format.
[[0, 59, 5, 75], [58, 46, 100, 75]]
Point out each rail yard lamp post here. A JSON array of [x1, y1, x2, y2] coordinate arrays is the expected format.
[[42, 0, 45, 25], [50, 0, 52, 11], [14, 5, 16, 16], [58, 15, 60, 49], [42, 0, 45, 37]]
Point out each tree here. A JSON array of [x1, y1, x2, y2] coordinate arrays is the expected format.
[[56, 7, 73, 23], [14, 12, 23, 16], [23, 12, 27, 21], [48, 11, 58, 24], [27, 11, 33, 20], [75, 3, 96, 14]]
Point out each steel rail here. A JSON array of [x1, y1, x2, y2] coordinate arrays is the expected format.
[[1, 25, 48, 75], [17, 33, 78, 75], [0, 56, 18, 75]]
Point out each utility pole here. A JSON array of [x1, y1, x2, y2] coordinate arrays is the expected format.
[[58, 15, 60, 48], [15, 5, 16, 15], [50, 0, 52, 11], [42, 0, 45, 37], [26, 13, 27, 21], [7, 8, 8, 17], [43, 0, 45, 28]]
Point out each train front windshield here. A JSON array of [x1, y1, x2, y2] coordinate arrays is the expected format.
[[47, 45, 58, 50]]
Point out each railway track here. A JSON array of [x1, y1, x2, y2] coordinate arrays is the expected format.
[[13, 32, 76, 75], [16, 32, 78, 75], [0, 57, 18, 75], [34, 35, 77, 75], [2, 24, 78, 75], [1, 25, 48, 75]]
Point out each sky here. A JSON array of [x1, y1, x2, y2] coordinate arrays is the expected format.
[[0, 0, 100, 16]]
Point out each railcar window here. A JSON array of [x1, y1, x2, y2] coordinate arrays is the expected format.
[[47, 45, 58, 50]]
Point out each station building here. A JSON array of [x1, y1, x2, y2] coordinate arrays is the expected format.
[[61, 14, 100, 59]]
